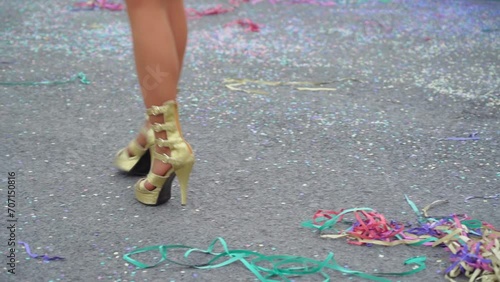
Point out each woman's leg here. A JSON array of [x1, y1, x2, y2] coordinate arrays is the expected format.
[[124, 0, 187, 157], [127, 0, 188, 156], [125, 0, 182, 190], [165, 0, 188, 75]]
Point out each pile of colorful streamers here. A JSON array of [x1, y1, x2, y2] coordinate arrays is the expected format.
[[122, 197, 497, 281], [301, 197, 500, 282]]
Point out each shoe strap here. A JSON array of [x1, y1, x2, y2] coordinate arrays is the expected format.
[[146, 101, 176, 116], [145, 170, 174, 188], [156, 138, 184, 149], [127, 139, 147, 156], [152, 150, 181, 167], [151, 122, 176, 132]]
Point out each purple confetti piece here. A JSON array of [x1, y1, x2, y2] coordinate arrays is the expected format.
[[464, 194, 500, 203], [444, 132, 480, 141], [96, 0, 125, 11], [18, 241, 65, 261], [464, 196, 476, 202], [72, 0, 124, 11]]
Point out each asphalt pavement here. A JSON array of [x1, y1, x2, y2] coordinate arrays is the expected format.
[[1, 0, 499, 281]]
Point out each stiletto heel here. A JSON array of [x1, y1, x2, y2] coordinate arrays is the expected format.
[[114, 123, 155, 176], [134, 100, 195, 206], [176, 162, 194, 205]]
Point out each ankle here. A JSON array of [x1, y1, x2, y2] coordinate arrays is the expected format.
[[135, 133, 148, 149], [153, 144, 171, 157]]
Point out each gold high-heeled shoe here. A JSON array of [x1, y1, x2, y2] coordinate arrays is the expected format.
[[135, 101, 195, 206], [113, 124, 155, 176]]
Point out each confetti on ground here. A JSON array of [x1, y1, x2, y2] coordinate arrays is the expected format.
[[2, 0, 498, 281], [302, 197, 500, 282]]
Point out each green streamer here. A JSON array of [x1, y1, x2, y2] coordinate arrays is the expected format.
[[461, 220, 482, 230], [123, 237, 426, 281], [0, 72, 90, 86], [404, 195, 426, 223], [406, 237, 437, 246], [301, 207, 374, 232]]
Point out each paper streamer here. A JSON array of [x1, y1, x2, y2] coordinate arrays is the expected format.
[[302, 196, 500, 282], [229, 0, 251, 6], [0, 72, 90, 86], [464, 194, 500, 203], [18, 241, 64, 261], [444, 132, 480, 141], [225, 19, 262, 32], [73, 0, 124, 11], [185, 5, 234, 19], [283, 0, 337, 6], [421, 199, 449, 218], [224, 77, 362, 94], [123, 237, 426, 281]]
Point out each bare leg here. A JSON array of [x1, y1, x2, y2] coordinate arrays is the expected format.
[[165, 0, 188, 75], [126, 0, 188, 157], [126, 0, 184, 190]]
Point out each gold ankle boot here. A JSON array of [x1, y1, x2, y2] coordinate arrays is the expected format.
[[114, 124, 155, 176], [134, 101, 195, 206]]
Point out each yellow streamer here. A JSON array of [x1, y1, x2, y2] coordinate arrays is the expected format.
[[422, 199, 449, 218], [296, 87, 337, 91], [223, 77, 362, 94]]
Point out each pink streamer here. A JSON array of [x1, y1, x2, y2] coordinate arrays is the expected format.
[[267, 0, 336, 5], [286, 0, 336, 6], [229, 0, 251, 7], [225, 19, 262, 32], [185, 5, 234, 19], [74, 0, 124, 11]]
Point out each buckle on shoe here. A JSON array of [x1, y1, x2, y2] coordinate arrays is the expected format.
[[149, 106, 162, 115]]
